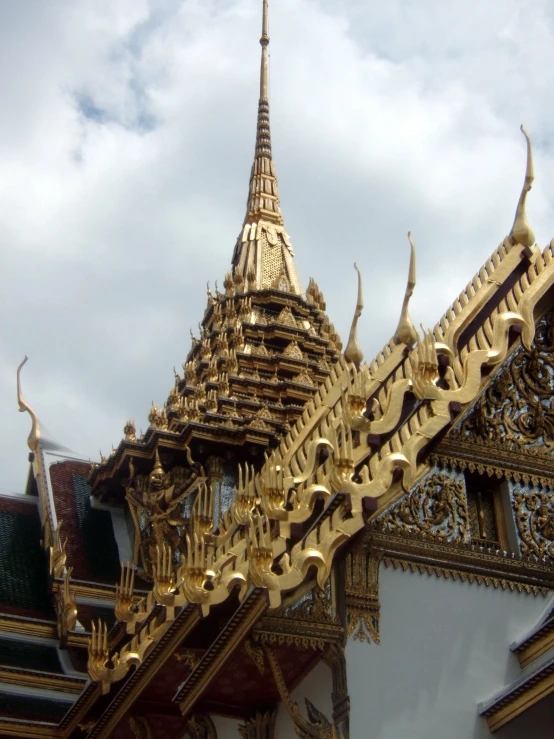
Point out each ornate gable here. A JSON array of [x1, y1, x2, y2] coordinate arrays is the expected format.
[[370, 469, 469, 545], [434, 308, 554, 490]]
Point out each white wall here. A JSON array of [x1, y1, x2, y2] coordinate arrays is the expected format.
[[347, 564, 549, 739]]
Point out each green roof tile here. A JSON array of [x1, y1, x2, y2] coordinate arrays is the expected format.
[[0, 509, 52, 614], [0, 638, 61, 672], [73, 475, 120, 582], [0, 691, 69, 722]]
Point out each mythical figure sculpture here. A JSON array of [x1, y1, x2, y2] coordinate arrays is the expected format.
[[126, 447, 205, 574]]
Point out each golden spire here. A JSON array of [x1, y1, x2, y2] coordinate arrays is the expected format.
[[231, 0, 302, 295], [16, 356, 41, 452], [394, 233, 418, 347], [344, 264, 364, 365], [243, 0, 283, 226], [509, 125, 535, 248]]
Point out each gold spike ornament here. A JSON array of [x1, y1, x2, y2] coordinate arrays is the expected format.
[[510, 125, 535, 248], [344, 263, 364, 365], [394, 232, 418, 347]]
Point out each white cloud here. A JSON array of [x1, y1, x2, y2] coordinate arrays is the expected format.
[[1, 0, 554, 491]]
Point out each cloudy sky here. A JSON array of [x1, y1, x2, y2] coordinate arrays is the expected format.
[[1, 0, 554, 492]]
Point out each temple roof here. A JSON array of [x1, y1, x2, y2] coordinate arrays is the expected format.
[[6, 3, 554, 736], [89, 1, 343, 500]]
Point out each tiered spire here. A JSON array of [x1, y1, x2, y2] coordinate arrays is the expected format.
[[90, 0, 344, 518], [244, 0, 282, 226], [231, 0, 302, 295]]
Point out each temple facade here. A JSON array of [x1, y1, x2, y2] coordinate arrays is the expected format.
[[2, 1, 554, 737]]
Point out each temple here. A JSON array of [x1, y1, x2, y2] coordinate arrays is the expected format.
[[2, 2, 554, 737]]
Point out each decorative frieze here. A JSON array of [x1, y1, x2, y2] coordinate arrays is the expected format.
[[371, 471, 469, 544], [451, 310, 554, 459], [513, 489, 554, 559]]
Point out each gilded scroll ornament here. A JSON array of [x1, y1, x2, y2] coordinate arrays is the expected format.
[[238, 711, 276, 739], [371, 472, 469, 544], [244, 639, 265, 675], [322, 645, 350, 739], [263, 644, 340, 738], [49, 521, 67, 579], [513, 490, 554, 559], [184, 714, 218, 739], [56, 567, 78, 646], [283, 580, 335, 623], [175, 649, 201, 670]]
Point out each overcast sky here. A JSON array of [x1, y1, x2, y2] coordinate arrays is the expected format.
[[1, 0, 554, 492]]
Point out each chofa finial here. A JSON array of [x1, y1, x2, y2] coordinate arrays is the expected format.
[[510, 125, 535, 248], [16, 356, 41, 453], [344, 264, 364, 365], [393, 233, 418, 347]]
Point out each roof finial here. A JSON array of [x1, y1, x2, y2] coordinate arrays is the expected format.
[[510, 125, 535, 248], [16, 356, 41, 452], [394, 233, 418, 347], [344, 264, 364, 365], [231, 0, 302, 295], [242, 0, 283, 226], [260, 0, 269, 99]]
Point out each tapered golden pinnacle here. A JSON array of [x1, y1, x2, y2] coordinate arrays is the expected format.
[[344, 264, 364, 365], [394, 232, 418, 347], [510, 125, 535, 248]]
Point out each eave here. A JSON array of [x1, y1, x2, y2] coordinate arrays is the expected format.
[[480, 649, 554, 732], [513, 616, 554, 669]]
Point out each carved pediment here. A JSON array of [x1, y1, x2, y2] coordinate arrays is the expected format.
[[370, 471, 469, 544], [448, 309, 554, 463]]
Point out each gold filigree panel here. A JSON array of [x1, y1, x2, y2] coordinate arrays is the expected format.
[[514, 489, 554, 559], [345, 541, 381, 644], [371, 472, 469, 544], [451, 310, 554, 458]]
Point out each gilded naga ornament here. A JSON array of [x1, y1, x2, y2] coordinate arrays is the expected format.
[[16, 356, 41, 452]]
